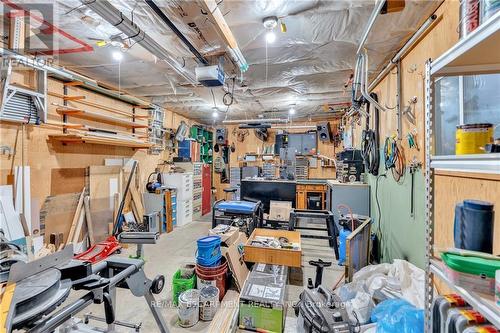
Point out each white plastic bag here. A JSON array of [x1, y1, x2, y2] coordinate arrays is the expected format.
[[345, 292, 374, 325]]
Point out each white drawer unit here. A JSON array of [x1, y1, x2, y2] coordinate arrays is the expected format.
[[162, 172, 193, 200], [176, 198, 193, 226]]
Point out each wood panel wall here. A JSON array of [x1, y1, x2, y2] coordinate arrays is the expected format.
[[348, 0, 499, 266], [434, 172, 500, 255], [0, 72, 200, 231]]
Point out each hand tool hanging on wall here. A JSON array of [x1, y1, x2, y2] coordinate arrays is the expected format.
[[408, 159, 421, 218], [403, 96, 418, 125], [74, 161, 138, 263]]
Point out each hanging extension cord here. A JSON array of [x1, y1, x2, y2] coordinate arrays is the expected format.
[[361, 93, 380, 176], [383, 136, 406, 183]]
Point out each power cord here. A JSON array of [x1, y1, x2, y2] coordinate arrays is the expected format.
[[361, 93, 380, 176], [375, 173, 387, 262], [383, 136, 406, 183], [361, 129, 379, 175]]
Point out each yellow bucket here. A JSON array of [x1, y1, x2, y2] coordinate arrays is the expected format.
[[456, 123, 493, 155]]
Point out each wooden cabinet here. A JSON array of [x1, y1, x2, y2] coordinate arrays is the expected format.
[[295, 183, 326, 210], [296, 190, 306, 209]]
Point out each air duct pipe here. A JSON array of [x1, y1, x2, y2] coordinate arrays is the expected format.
[[360, 50, 388, 113], [81, 0, 197, 85], [356, 0, 386, 55], [1, 48, 149, 105], [368, 14, 438, 91], [223, 118, 288, 124]]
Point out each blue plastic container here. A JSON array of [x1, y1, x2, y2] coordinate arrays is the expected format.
[[338, 227, 351, 266], [196, 236, 222, 267]]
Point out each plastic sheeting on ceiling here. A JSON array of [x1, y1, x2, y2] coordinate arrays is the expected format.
[[21, 0, 441, 123]]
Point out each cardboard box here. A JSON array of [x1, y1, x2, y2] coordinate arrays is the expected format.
[[244, 228, 302, 268], [209, 225, 239, 246], [223, 232, 249, 291], [239, 264, 288, 333], [269, 200, 292, 221]]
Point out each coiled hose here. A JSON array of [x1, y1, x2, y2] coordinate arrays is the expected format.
[[383, 137, 406, 183]]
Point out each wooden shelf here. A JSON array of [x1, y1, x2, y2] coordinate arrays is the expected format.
[[56, 107, 148, 129], [431, 11, 500, 76], [49, 134, 152, 149], [49, 92, 149, 119]]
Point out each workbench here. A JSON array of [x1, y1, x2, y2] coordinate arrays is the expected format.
[[240, 179, 329, 212]]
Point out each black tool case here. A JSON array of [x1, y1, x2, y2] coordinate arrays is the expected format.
[[295, 285, 351, 333]]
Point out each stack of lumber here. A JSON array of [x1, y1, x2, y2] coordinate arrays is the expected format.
[[37, 161, 147, 257], [206, 291, 240, 333], [46, 98, 153, 149], [38, 187, 95, 257]]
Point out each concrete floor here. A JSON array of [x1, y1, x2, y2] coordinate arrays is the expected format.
[[66, 215, 344, 332]]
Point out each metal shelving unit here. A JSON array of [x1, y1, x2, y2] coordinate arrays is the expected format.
[[424, 12, 500, 331], [430, 260, 500, 327]]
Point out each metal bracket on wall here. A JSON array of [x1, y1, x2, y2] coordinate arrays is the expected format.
[[396, 60, 403, 140], [0, 58, 47, 124], [424, 59, 434, 332]]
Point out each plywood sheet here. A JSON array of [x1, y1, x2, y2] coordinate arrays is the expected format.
[[40, 192, 80, 243], [50, 168, 86, 195], [0, 185, 23, 241], [14, 166, 31, 232], [89, 166, 122, 241], [434, 174, 500, 255]]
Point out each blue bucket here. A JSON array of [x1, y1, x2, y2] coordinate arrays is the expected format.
[[196, 236, 222, 267]]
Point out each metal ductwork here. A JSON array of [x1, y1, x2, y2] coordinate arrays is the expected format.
[[80, 0, 197, 85]]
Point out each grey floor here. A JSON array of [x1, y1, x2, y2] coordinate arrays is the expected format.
[[65, 215, 344, 332]]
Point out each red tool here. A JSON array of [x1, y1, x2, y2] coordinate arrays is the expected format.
[[74, 161, 137, 264], [74, 235, 121, 263]]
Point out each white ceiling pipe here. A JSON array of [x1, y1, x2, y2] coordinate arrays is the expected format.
[[80, 0, 197, 85], [222, 118, 288, 124], [356, 0, 386, 55], [360, 50, 385, 114], [271, 125, 317, 130], [368, 14, 438, 91]]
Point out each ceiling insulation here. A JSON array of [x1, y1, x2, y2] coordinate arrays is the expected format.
[[7, 0, 441, 124]]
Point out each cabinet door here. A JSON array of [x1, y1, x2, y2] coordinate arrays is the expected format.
[[296, 191, 306, 209]]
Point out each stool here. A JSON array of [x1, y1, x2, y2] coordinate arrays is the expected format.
[[223, 187, 237, 201]]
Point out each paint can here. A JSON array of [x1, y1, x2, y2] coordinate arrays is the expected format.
[[178, 289, 200, 328], [455, 123, 493, 155], [459, 0, 481, 38], [195, 256, 228, 300], [199, 285, 220, 321]]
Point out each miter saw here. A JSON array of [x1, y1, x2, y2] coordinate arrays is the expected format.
[[1, 245, 169, 333]]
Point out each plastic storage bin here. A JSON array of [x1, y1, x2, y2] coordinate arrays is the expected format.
[[441, 252, 500, 295]]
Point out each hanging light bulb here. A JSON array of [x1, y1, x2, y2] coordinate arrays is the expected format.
[[289, 107, 296, 115], [266, 31, 276, 43], [112, 50, 123, 61], [212, 108, 218, 118]]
